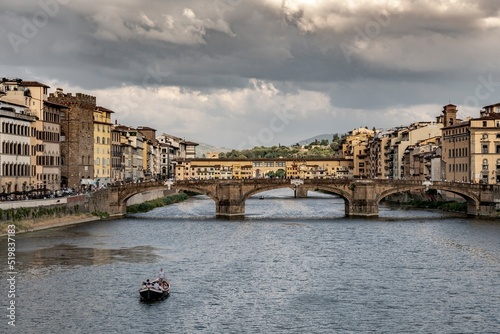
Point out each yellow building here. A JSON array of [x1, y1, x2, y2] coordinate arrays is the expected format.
[[174, 158, 353, 180], [340, 127, 375, 178], [93, 106, 113, 186], [469, 104, 500, 184], [441, 102, 500, 184], [1, 79, 63, 193]]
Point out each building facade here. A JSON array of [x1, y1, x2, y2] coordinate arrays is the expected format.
[[93, 106, 114, 187], [48, 89, 95, 189], [0, 100, 36, 196], [469, 104, 500, 184], [174, 158, 353, 180]]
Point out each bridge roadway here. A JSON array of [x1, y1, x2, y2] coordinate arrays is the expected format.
[[91, 178, 500, 218]]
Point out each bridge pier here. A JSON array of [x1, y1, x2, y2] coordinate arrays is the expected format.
[[345, 181, 379, 217], [468, 201, 499, 216], [346, 200, 379, 217], [216, 199, 245, 219], [295, 187, 308, 198]]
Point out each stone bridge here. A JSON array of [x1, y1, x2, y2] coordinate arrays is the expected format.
[[91, 179, 500, 218]]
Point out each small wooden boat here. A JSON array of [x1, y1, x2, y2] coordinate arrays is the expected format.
[[259, 195, 265, 200], [139, 279, 170, 301]]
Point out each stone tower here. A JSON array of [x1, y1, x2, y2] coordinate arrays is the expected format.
[[48, 89, 95, 189], [442, 104, 458, 127]]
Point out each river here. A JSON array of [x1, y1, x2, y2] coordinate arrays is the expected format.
[[1, 189, 499, 333]]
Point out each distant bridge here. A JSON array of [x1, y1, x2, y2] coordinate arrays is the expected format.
[[89, 179, 500, 218]]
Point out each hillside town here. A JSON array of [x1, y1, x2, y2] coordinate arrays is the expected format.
[[1, 77, 500, 199]]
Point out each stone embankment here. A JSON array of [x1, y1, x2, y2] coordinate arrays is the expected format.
[[0, 189, 184, 236]]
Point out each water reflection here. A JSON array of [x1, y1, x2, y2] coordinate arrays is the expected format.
[[18, 244, 160, 270]]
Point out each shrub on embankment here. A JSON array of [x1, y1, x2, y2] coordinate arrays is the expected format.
[[126, 193, 189, 213], [401, 200, 467, 213], [0, 204, 82, 222]]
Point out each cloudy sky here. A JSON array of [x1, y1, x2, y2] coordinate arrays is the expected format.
[[1, 0, 500, 148]]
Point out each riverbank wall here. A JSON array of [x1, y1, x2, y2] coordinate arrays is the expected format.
[[0, 189, 180, 236]]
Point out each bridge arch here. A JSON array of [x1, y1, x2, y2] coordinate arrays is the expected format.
[[173, 185, 217, 202], [300, 185, 353, 203], [242, 184, 299, 201], [376, 183, 480, 214], [117, 185, 174, 207]]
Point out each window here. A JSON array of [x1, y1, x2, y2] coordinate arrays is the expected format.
[[483, 121, 487, 127], [482, 159, 488, 171], [482, 133, 488, 139], [482, 144, 489, 153]]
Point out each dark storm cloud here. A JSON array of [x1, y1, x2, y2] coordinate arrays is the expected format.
[[1, 0, 500, 147]]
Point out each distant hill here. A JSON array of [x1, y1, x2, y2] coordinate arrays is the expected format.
[[293, 133, 334, 146], [196, 133, 336, 157], [196, 142, 231, 158]]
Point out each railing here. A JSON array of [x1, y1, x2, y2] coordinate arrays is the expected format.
[[173, 178, 500, 191], [107, 178, 500, 195]]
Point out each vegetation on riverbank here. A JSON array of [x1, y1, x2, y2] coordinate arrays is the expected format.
[[126, 193, 189, 213], [0, 213, 99, 236], [400, 200, 467, 213], [0, 204, 82, 222]]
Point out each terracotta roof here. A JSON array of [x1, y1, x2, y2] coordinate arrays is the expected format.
[[442, 120, 470, 129], [476, 113, 500, 120], [0, 100, 28, 108], [96, 106, 115, 113], [181, 140, 199, 146], [138, 126, 157, 131], [20, 81, 50, 88], [44, 100, 69, 109], [483, 102, 500, 109]]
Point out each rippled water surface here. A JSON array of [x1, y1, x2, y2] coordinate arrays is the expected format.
[[2, 189, 500, 333]]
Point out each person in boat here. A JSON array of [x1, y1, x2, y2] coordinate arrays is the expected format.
[[158, 268, 166, 283], [153, 281, 162, 290], [145, 279, 151, 286]]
